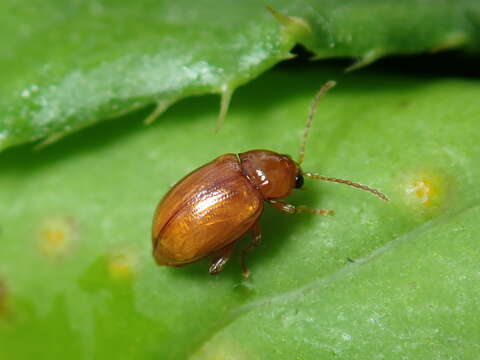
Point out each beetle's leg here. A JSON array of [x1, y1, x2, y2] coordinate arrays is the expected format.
[[268, 200, 334, 216], [241, 221, 262, 280], [209, 242, 236, 275]]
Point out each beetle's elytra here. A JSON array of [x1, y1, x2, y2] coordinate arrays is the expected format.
[[151, 81, 388, 279]]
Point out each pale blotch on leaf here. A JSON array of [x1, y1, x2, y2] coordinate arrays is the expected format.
[[407, 180, 434, 205], [403, 171, 446, 212], [107, 251, 137, 281], [38, 216, 77, 259]]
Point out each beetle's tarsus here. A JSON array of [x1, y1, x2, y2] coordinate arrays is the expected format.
[[297, 205, 334, 216], [209, 242, 236, 275], [269, 200, 333, 216], [240, 222, 261, 280], [209, 258, 227, 275]]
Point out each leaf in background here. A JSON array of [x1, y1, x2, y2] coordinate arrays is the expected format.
[[1, 0, 479, 150], [1, 65, 479, 359]]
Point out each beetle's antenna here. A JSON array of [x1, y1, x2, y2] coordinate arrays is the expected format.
[[303, 172, 389, 201], [298, 80, 336, 165]]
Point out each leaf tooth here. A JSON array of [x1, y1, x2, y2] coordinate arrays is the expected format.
[[431, 31, 469, 52], [34, 133, 64, 151], [345, 49, 382, 72], [215, 84, 234, 133], [144, 99, 175, 125], [266, 6, 312, 43]]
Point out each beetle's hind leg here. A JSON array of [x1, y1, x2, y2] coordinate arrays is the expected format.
[[268, 200, 334, 216], [209, 242, 236, 275], [241, 221, 262, 280]]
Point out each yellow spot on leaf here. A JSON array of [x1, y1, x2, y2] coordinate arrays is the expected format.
[[108, 251, 136, 281], [402, 171, 447, 213], [38, 216, 76, 258], [407, 180, 435, 205]]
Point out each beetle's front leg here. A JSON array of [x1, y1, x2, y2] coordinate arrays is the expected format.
[[241, 221, 262, 280], [209, 242, 236, 275], [268, 200, 334, 216]]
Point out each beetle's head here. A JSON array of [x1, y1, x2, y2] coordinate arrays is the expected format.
[[239, 150, 299, 199]]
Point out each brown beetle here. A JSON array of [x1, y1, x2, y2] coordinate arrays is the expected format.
[[152, 81, 388, 278]]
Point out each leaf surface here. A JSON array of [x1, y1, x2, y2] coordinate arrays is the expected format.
[[1, 0, 479, 150], [1, 66, 479, 359]]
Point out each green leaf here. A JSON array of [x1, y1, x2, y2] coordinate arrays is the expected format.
[[1, 65, 479, 359], [192, 206, 480, 359], [1, 0, 479, 151]]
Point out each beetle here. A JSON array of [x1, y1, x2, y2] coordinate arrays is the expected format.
[[151, 81, 388, 279]]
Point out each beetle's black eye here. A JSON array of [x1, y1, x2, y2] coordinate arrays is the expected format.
[[295, 174, 304, 189]]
